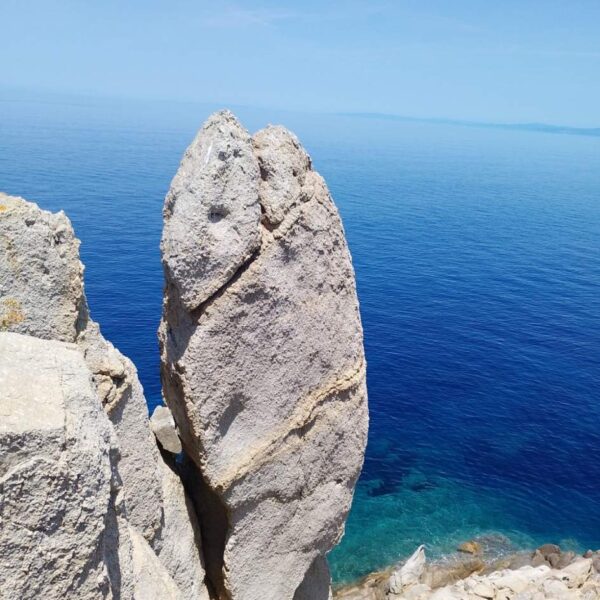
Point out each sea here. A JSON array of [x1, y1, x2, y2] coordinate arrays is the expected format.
[[1, 91, 599, 585]]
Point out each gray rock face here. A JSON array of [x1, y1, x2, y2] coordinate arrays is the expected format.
[[162, 111, 262, 312], [160, 111, 369, 599], [154, 457, 210, 600], [294, 557, 334, 600], [0, 193, 208, 598], [389, 546, 426, 594], [0, 193, 163, 541], [0, 333, 114, 599], [253, 125, 312, 226]]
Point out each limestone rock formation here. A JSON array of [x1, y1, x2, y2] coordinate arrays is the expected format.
[[160, 110, 369, 599], [0, 333, 114, 599], [0, 192, 209, 599], [161, 112, 262, 312]]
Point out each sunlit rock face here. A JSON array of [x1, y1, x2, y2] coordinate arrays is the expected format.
[[0, 193, 209, 600], [0, 332, 115, 600], [160, 110, 369, 600]]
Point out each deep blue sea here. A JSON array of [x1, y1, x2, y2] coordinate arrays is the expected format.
[[2, 92, 599, 585]]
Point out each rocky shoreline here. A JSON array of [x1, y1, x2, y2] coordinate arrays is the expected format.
[[334, 541, 600, 599]]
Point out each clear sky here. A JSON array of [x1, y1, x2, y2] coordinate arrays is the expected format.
[[2, 0, 599, 126]]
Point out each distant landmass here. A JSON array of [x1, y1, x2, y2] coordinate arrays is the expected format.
[[341, 112, 600, 138]]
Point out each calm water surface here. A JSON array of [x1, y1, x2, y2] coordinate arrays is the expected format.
[[1, 93, 599, 584]]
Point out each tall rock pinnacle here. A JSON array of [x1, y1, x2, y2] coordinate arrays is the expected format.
[[160, 111, 369, 600]]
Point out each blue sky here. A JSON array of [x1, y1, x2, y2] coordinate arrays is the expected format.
[[2, 0, 599, 126]]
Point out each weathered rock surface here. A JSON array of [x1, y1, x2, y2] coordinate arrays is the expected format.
[[155, 456, 210, 600], [389, 546, 426, 594], [160, 110, 368, 599], [0, 192, 209, 598], [161, 111, 262, 312], [0, 333, 114, 599], [294, 556, 334, 600], [0, 193, 82, 341]]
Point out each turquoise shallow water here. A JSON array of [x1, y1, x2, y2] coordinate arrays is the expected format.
[[1, 92, 599, 585]]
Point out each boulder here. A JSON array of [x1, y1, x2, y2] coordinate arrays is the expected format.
[[0, 193, 208, 597], [531, 550, 547, 567], [0, 333, 115, 599], [160, 110, 368, 600], [389, 546, 427, 594], [536, 543, 561, 559], [151, 405, 183, 454], [557, 558, 593, 589], [458, 541, 482, 555]]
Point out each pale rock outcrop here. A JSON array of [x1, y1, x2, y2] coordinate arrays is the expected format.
[[155, 456, 210, 600], [294, 556, 334, 600], [389, 546, 426, 595], [0, 333, 114, 599], [0, 195, 82, 341], [252, 125, 312, 226], [0, 192, 161, 540], [160, 110, 368, 599], [0, 192, 208, 598]]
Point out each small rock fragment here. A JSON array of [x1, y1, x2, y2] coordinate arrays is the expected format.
[[458, 541, 482, 555], [536, 543, 561, 559], [150, 405, 183, 454]]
